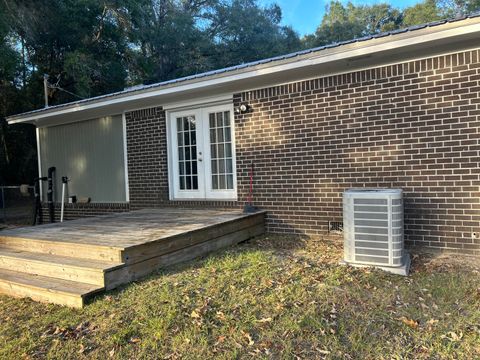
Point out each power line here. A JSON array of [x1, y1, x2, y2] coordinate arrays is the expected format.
[[43, 74, 85, 107], [49, 85, 85, 100]]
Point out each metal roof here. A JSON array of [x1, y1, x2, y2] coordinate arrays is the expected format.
[[7, 11, 480, 121]]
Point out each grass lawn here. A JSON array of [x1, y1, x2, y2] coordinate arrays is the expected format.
[[0, 235, 479, 359]]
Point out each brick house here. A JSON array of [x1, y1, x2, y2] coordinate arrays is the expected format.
[[7, 15, 480, 255]]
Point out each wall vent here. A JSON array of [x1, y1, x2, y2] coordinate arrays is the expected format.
[[328, 221, 343, 232], [343, 188, 410, 275]]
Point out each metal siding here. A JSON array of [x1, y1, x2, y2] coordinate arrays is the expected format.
[[39, 115, 126, 202]]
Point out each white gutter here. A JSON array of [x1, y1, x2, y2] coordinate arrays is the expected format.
[[7, 19, 480, 125]]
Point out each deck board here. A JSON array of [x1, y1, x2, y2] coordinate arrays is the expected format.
[[0, 208, 266, 307], [0, 208, 258, 248]]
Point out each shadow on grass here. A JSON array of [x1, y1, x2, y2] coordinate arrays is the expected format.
[[87, 234, 344, 307]]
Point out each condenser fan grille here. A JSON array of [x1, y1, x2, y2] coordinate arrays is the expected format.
[[343, 189, 404, 267]]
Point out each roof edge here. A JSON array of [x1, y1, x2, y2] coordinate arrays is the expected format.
[[7, 12, 480, 124]]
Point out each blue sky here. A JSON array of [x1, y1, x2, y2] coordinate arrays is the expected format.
[[259, 0, 423, 36]]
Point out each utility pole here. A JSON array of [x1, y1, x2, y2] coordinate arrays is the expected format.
[[43, 74, 49, 108]]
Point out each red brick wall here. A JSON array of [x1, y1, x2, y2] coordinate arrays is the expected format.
[[234, 49, 480, 254], [124, 49, 480, 255], [125, 107, 169, 208]]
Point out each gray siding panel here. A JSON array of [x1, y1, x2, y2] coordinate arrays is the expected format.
[[39, 115, 126, 202]]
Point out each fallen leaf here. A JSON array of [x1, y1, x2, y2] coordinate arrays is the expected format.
[[215, 335, 226, 345], [216, 311, 226, 321], [441, 331, 463, 342], [78, 344, 85, 354], [256, 317, 272, 323], [129, 337, 141, 344], [242, 331, 254, 346], [109, 348, 115, 357], [397, 316, 419, 329], [316, 348, 331, 355], [190, 310, 200, 319]]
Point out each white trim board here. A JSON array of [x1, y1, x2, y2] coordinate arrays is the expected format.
[[7, 19, 480, 125], [35, 128, 43, 199], [161, 94, 233, 111], [122, 112, 130, 202]]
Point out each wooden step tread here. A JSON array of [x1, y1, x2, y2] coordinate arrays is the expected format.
[[0, 247, 123, 272], [0, 268, 102, 295], [0, 268, 104, 307]]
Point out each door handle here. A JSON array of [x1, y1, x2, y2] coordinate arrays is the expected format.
[[198, 157, 203, 162]]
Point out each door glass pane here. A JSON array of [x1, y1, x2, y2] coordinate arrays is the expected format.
[[224, 126, 231, 142], [225, 143, 232, 157], [224, 111, 230, 126], [217, 128, 224, 142], [226, 159, 233, 173], [219, 175, 226, 189], [226, 174, 233, 189], [176, 115, 198, 191], [216, 112, 223, 127], [211, 159, 218, 174], [209, 113, 215, 128], [208, 111, 234, 190]]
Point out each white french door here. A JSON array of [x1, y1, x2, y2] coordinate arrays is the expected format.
[[169, 105, 237, 200]]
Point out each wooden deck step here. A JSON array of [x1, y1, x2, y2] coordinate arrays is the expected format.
[[0, 209, 266, 307], [0, 268, 103, 308], [0, 247, 123, 286], [0, 235, 123, 262]]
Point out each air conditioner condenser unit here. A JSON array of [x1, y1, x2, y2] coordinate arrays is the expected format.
[[342, 188, 410, 276]]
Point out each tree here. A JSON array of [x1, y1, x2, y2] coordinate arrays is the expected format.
[[208, 0, 300, 67], [0, 1, 37, 185], [403, 0, 442, 26], [304, 1, 402, 48], [126, 0, 217, 84], [438, 0, 480, 16], [3, 0, 131, 103]]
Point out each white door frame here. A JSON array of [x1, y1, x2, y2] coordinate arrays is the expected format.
[[168, 108, 205, 199], [166, 103, 237, 201]]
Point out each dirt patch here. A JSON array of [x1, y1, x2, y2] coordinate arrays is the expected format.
[[412, 251, 480, 273]]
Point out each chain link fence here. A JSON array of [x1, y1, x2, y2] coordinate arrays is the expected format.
[[0, 186, 35, 227]]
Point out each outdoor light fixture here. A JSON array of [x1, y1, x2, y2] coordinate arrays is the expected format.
[[235, 103, 251, 114]]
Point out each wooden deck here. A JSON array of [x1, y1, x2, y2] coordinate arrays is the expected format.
[[0, 208, 265, 307]]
